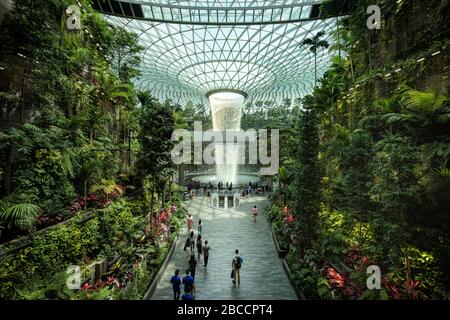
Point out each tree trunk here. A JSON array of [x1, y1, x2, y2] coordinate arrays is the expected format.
[[89, 127, 94, 144], [336, 16, 341, 58], [59, 12, 64, 49], [150, 173, 155, 220], [314, 53, 317, 87], [84, 180, 88, 210], [3, 145, 15, 195]]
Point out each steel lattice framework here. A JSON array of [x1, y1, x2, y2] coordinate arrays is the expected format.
[[99, 0, 339, 107]]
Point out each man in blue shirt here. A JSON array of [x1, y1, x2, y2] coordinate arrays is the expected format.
[[182, 291, 194, 300], [170, 269, 182, 300], [182, 269, 195, 294]]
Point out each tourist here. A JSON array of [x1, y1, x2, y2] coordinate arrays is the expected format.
[[232, 249, 243, 285], [183, 236, 192, 261], [252, 205, 258, 223], [170, 269, 182, 300], [188, 254, 198, 279], [196, 234, 203, 259], [181, 290, 194, 301], [203, 240, 211, 267], [182, 269, 195, 293], [246, 184, 252, 197], [189, 230, 195, 250], [197, 219, 203, 235], [187, 214, 193, 234]]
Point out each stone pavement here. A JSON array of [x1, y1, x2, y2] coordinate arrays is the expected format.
[[149, 196, 297, 300]]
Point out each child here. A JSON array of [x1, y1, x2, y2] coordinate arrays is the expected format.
[[252, 205, 258, 223], [197, 220, 203, 235]]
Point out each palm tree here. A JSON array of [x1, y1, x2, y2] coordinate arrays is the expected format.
[[0, 202, 40, 232], [94, 68, 133, 143], [301, 31, 329, 87]]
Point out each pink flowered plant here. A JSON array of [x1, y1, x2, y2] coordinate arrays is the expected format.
[[327, 267, 346, 288]]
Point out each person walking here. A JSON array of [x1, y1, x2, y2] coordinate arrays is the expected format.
[[181, 290, 194, 301], [252, 205, 258, 223], [188, 254, 198, 279], [183, 236, 192, 261], [203, 240, 211, 268], [189, 230, 195, 251], [170, 269, 182, 300], [197, 220, 203, 235], [186, 214, 193, 234], [246, 184, 252, 197], [196, 235, 203, 260], [232, 249, 243, 285], [182, 269, 195, 294]]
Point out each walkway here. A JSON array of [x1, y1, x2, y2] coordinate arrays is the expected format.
[[149, 196, 297, 300]]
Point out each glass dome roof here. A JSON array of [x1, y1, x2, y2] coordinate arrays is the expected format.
[[99, 0, 338, 107]]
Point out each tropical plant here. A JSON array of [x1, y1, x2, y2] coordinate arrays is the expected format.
[[0, 201, 40, 231], [301, 31, 329, 87]]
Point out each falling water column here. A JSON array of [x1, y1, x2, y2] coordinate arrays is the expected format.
[[207, 90, 246, 184]]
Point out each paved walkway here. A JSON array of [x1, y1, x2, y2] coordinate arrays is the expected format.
[[149, 196, 297, 300]]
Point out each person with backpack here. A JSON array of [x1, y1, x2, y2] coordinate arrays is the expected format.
[[231, 249, 243, 285], [196, 234, 203, 260], [170, 269, 182, 300], [203, 240, 211, 268], [188, 254, 198, 279]]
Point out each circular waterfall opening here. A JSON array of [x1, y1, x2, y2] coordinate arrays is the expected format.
[[208, 90, 246, 185]]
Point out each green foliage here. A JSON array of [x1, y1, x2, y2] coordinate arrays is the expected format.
[[136, 93, 175, 178], [293, 97, 322, 249], [0, 202, 40, 231]]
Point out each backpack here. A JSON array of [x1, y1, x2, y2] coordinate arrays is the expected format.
[[184, 238, 190, 251], [235, 256, 242, 269]]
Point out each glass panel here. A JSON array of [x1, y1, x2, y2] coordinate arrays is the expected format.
[[301, 5, 311, 19], [253, 9, 263, 22], [142, 5, 152, 19], [199, 9, 209, 23], [290, 6, 302, 20], [272, 8, 283, 21], [180, 8, 190, 20], [161, 7, 172, 20], [281, 7, 292, 21], [190, 9, 200, 22]]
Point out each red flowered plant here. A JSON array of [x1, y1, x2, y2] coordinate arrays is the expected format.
[[383, 276, 421, 300], [327, 267, 346, 288], [37, 212, 63, 227]]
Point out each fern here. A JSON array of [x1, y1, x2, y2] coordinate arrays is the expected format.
[[0, 203, 40, 231]]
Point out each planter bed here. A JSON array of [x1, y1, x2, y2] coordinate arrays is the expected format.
[[282, 259, 306, 300], [270, 224, 289, 258], [143, 233, 179, 300], [0, 211, 96, 257]]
